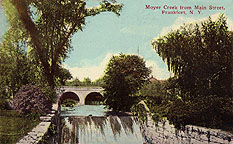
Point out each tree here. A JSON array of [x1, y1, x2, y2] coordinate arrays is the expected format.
[[0, 21, 37, 109], [151, 14, 233, 129], [93, 77, 104, 86], [2, 0, 122, 91], [56, 68, 72, 86], [139, 79, 167, 105], [102, 54, 151, 111], [82, 77, 92, 86], [152, 14, 232, 101], [65, 78, 81, 86]]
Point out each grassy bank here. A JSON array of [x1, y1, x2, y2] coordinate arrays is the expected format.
[[0, 110, 39, 144]]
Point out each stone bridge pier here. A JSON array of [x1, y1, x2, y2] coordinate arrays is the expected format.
[[57, 86, 104, 105]]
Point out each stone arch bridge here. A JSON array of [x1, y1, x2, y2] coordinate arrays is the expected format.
[[57, 86, 104, 105]]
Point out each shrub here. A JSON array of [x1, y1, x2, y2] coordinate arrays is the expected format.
[[0, 99, 6, 110], [61, 99, 78, 107], [167, 96, 233, 130], [13, 84, 52, 114]]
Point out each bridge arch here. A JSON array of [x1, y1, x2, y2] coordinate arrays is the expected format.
[[57, 87, 104, 105], [59, 91, 80, 105], [85, 92, 103, 105]]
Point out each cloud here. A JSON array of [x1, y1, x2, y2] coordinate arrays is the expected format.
[[159, 13, 233, 37], [63, 53, 171, 81], [227, 18, 233, 31], [120, 25, 148, 36], [63, 53, 113, 81], [159, 16, 196, 36], [120, 24, 158, 36], [146, 60, 171, 80]]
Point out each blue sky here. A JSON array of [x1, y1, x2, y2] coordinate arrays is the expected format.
[[0, 0, 232, 81]]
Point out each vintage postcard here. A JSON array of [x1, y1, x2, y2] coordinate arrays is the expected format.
[[0, 0, 232, 143]]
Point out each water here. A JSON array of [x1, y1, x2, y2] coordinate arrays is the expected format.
[[59, 105, 146, 144], [60, 105, 107, 117], [58, 105, 233, 144]]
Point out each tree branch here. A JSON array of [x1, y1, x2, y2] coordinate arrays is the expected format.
[[50, 22, 78, 81], [86, 2, 122, 17], [12, 0, 50, 74]]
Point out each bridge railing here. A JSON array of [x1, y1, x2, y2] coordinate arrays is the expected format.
[[58, 86, 104, 91]]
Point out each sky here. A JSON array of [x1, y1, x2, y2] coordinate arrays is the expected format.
[[0, 0, 232, 81]]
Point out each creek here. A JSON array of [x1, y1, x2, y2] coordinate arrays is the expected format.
[[57, 105, 232, 144], [58, 105, 146, 144]]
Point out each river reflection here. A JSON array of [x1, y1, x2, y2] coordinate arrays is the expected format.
[[59, 105, 145, 144]]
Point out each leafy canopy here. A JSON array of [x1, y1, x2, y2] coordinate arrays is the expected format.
[[103, 54, 151, 111], [2, 0, 122, 90], [152, 14, 232, 100], [0, 2, 35, 106], [151, 14, 233, 129]]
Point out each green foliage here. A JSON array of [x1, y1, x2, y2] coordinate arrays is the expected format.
[[136, 79, 173, 121], [65, 77, 104, 87], [61, 99, 78, 107], [92, 77, 105, 87], [85, 92, 103, 105], [152, 14, 232, 100], [0, 0, 26, 100], [131, 103, 148, 123], [151, 14, 233, 130], [103, 54, 151, 111], [0, 25, 36, 108], [167, 96, 233, 131], [0, 110, 39, 144], [0, 99, 6, 110], [2, 0, 123, 90], [139, 80, 168, 105], [82, 77, 92, 86], [56, 68, 72, 86], [65, 78, 81, 86], [38, 123, 57, 144], [1, 0, 122, 106]]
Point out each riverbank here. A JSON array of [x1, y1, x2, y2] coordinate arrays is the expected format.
[[142, 115, 233, 144], [16, 104, 59, 144], [0, 110, 39, 144]]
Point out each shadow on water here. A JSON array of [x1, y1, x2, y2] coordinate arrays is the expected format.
[[58, 105, 233, 144], [59, 116, 145, 144], [59, 105, 145, 144]]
